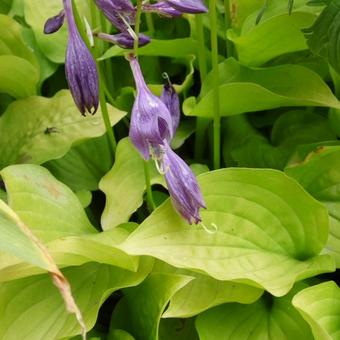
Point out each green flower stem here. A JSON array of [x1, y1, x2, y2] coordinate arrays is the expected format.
[[134, 0, 156, 211], [194, 14, 209, 160], [224, 0, 233, 57], [145, 12, 155, 35], [209, 0, 221, 169]]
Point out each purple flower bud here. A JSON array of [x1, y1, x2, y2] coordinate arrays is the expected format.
[[95, 0, 136, 32], [142, 1, 182, 17], [160, 79, 180, 135], [63, 0, 99, 115], [161, 142, 206, 224], [96, 32, 151, 49], [129, 56, 173, 160], [44, 10, 65, 34], [165, 0, 208, 14]]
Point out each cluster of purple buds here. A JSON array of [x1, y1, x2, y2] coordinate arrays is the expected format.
[[128, 55, 206, 225], [44, 0, 99, 116]]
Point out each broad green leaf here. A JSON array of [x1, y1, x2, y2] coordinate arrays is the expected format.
[[100, 38, 199, 61], [0, 226, 138, 282], [0, 260, 152, 340], [108, 329, 135, 340], [0, 90, 126, 169], [196, 284, 313, 340], [152, 261, 263, 318], [119, 168, 334, 296], [100, 138, 164, 230], [0, 55, 38, 98], [171, 120, 196, 150], [0, 0, 11, 13], [185, 59, 340, 118], [45, 135, 113, 192], [285, 146, 340, 267], [159, 318, 198, 340], [293, 281, 340, 340], [1, 164, 96, 242], [0, 199, 52, 272], [304, 0, 340, 75], [0, 14, 37, 66], [228, 11, 316, 66], [110, 273, 193, 340], [24, 0, 87, 63]]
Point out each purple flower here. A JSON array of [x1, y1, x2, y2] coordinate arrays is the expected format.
[[96, 32, 151, 49], [161, 142, 206, 224], [63, 0, 99, 115], [95, 0, 136, 32], [44, 10, 65, 34], [129, 56, 173, 160], [165, 0, 208, 14], [160, 79, 180, 135], [142, 1, 182, 17]]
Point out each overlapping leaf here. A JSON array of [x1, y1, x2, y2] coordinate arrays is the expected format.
[[0, 90, 126, 169], [119, 168, 334, 296]]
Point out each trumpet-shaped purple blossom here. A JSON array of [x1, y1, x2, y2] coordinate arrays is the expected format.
[[44, 11, 65, 34], [63, 0, 99, 115], [95, 0, 136, 32], [129, 56, 173, 160], [165, 0, 208, 14], [161, 142, 206, 224], [160, 80, 180, 135], [96, 32, 150, 49]]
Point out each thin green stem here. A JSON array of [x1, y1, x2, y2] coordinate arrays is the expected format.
[[99, 67, 117, 158], [209, 0, 221, 169], [145, 12, 155, 35], [194, 14, 209, 160], [224, 0, 233, 57], [134, 0, 156, 211]]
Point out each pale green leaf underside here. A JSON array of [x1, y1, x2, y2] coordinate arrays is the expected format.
[[0, 260, 152, 340], [293, 281, 340, 340], [119, 168, 334, 296], [196, 284, 313, 340], [184, 59, 340, 118], [0, 90, 126, 169]]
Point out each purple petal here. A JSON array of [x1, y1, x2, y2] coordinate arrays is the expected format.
[[96, 32, 151, 49], [165, 0, 208, 14], [64, 0, 99, 115], [95, 0, 136, 32], [160, 81, 180, 136], [44, 11, 65, 34], [162, 142, 206, 224], [129, 57, 173, 159], [142, 1, 182, 17]]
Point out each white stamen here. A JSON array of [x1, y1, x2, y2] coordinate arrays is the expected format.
[[83, 17, 94, 47]]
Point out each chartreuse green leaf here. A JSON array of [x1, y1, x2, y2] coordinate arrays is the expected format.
[[108, 329, 135, 340], [100, 138, 164, 230], [0, 56, 39, 98], [0, 14, 37, 66], [0, 164, 138, 281], [196, 284, 313, 340], [110, 273, 193, 340], [0, 90, 126, 169], [184, 58, 340, 118], [0, 199, 52, 272], [24, 0, 87, 63], [1, 164, 96, 242], [293, 281, 340, 340], [119, 169, 334, 296], [285, 146, 340, 267], [159, 318, 198, 340], [151, 261, 262, 318], [45, 135, 113, 192], [0, 260, 152, 340], [228, 10, 316, 66]]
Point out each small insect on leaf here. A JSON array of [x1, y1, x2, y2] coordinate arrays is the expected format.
[[44, 127, 61, 135]]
